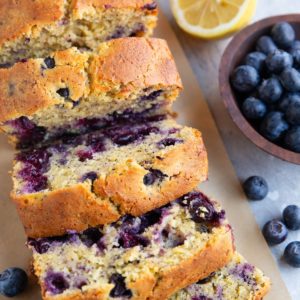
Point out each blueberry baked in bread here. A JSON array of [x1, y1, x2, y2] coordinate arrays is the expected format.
[[172, 252, 270, 300], [0, 38, 182, 149], [28, 191, 234, 300], [12, 116, 208, 238], [0, 0, 158, 66]]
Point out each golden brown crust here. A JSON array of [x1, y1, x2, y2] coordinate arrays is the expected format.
[[11, 129, 207, 238], [0, 38, 182, 123], [0, 0, 157, 46], [254, 279, 271, 300], [0, 0, 64, 46]]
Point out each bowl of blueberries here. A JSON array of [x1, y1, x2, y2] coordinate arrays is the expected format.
[[220, 15, 300, 164]]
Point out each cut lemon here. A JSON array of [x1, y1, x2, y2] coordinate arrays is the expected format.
[[170, 0, 257, 39]]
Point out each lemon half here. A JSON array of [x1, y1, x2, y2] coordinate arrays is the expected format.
[[170, 0, 257, 39]]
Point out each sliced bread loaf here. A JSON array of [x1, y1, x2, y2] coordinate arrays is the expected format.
[[0, 0, 158, 66], [172, 252, 270, 300], [0, 38, 182, 149], [12, 116, 208, 237], [29, 191, 234, 300]]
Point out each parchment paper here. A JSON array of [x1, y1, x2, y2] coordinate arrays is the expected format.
[[0, 10, 290, 300]]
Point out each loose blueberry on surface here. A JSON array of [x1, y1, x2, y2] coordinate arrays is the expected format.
[[258, 78, 283, 103], [0, 268, 28, 297], [256, 36, 278, 54], [44, 57, 55, 69], [271, 22, 295, 49], [231, 65, 260, 93], [278, 93, 300, 112], [290, 48, 300, 67], [260, 111, 289, 141], [243, 176, 268, 201], [109, 273, 132, 298], [289, 40, 300, 51], [283, 205, 300, 230], [285, 126, 300, 152], [242, 97, 267, 119], [284, 241, 300, 267], [265, 50, 293, 73], [45, 272, 69, 295], [263, 219, 288, 245], [280, 68, 300, 92], [56, 88, 70, 98], [245, 51, 266, 72], [285, 101, 300, 125]]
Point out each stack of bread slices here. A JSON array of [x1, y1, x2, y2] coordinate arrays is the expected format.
[[0, 1, 270, 299]]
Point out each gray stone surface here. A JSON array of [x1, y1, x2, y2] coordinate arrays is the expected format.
[[159, 1, 300, 299]]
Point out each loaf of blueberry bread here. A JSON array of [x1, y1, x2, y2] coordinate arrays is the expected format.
[[0, 38, 182, 149], [0, 0, 158, 67], [12, 115, 208, 238], [28, 190, 234, 300], [172, 252, 270, 300]]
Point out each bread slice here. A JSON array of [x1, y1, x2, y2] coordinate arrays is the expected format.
[[28, 190, 234, 300], [12, 116, 208, 238], [0, 0, 158, 66], [0, 38, 182, 149], [171, 252, 271, 300]]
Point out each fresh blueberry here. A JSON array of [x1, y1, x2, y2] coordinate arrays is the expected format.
[[285, 127, 300, 152], [109, 273, 132, 298], [56, 88, 70, 98], [243, 176, 268, 201], [0, 268, 28, 297], [278, 93, 300, 112], [256, 36, 278, 54], [260, 111, 289, 141], [271, 22, 295, 49], [289, 40, 300, 51], [44, 57, 55, 69], [231, 65, 260, 93], [258, 78, 283, 103], [263, 220, 288, 245], [285, 101, 300, 125], [242, 97, 267, 119], [245, 52, 266, 72], [265, 50, 293, 73], [289, 48, 300, 67], [280, 68, 300, 92], [284, 241, 300, 267], [283, 205, 300, 230]]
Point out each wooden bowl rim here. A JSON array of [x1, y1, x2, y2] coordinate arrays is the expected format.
[[220, 14, 300, 165]]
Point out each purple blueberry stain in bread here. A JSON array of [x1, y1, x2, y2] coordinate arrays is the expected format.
[[74, 277, 88, 290], [157, 138, 183, 149], [118, 232, 149, 248], [44, 272, 69, 295], [86, 133, 106, 152], [143, 169, 167, 185], [141, 90, 162, 101], [230, 263, 256, 285], [108, 26, 126, 40], [142, 2, 157, 10], [129, 23, 146, 37], [109, 273, 132, 298], [77, 149, 93, 162], [161, 227, 185, 248], [80, 228, 103, 248], [80, 172, 98, 183]]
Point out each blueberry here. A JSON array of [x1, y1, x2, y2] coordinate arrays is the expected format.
[[263, 220, 288, 245], [56, 88, 70, 98], [0, 268, 28, 297], [45, 272, 69, 295], [265, 50, 293, 73], [271, 22, 295, 49], [157, 138, 183, 149], [284, 241, 300, 267], [44, 57, 55, 69], [80, 172, 98, 183], [231, 65, 260, 93], [283, 205, 300, 230], [260, 111, 289, 141], [242, 97, 267, 119], [289, 40, 300, 51], [285, 126, 300, 152], [245, 52, 266, 72], [256, 36, 278, 54], [80, 228, 103, 247], [109, 273, 132, 298], [289, 48, 300, 67], [286, 101, 300, 125], [278, 93, 300, 112], [143, 169, 167, 185], [258, 78, 283, 103], [243, 176, 268, 200], [280, 68, 300, 92]]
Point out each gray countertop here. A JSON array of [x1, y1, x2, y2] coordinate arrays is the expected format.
[[159, 1, 300, 299]]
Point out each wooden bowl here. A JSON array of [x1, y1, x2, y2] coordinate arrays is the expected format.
[[220, 14, 300, 165]]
